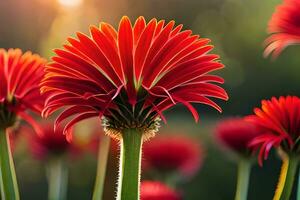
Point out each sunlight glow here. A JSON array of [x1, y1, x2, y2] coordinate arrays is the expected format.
[[57, 0, 83, 8]]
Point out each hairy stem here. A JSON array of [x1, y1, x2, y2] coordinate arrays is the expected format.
[[92, 135, 110, 200], [235, 159, 251, 200], [273, 155, 298, 200], [47, 157, 68, 200], [117, 128, 143, 200], [0, 128, 19, 200]]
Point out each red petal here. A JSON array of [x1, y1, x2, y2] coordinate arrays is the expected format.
[[63, 112, 99, 142], [90, 26, 125, 84], [118, 16, 136, 105], [18, 111, 43, 136], [134, 19, 157, 86]]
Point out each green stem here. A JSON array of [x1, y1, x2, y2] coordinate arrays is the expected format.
[[273, 155, 298, 200], [117, 128, 143, 200], [235, 159, 251, 200], [297, 168, 300, 200], [47, 157, 68, 200], [92, 135, 110, 200], [0, 128, 19, 200]]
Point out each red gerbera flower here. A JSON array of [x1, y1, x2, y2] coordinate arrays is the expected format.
[[264, 0, 300, 58], [246, 96, 300, 166], [215, 118, 262, 157], [22, 122, 80, 160], [41, 16, 228, 141], [0, 48, 46, 131], [140, 181, 181, 200], [143, 135, 203, 178]]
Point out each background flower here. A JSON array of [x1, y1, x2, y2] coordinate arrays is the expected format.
[[21, 122, 81, 160], [0, 48, 46, 131], [0, 48, 46, 199], [264, 0, 300, 58], [143, 134, 203, 178], [215, 118, 262, 157], [246, 96, 300, 165], [140, 181, 181, 200]]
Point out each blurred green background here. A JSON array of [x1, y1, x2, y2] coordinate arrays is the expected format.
[[1, 0, 299, 199]]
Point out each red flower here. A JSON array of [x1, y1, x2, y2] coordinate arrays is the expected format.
[[215, 118, 262, 157], [143, 135, 203, 177], [141, 181, 181, 200], [0, 49, 46, 132], [246, 96, 300, 166], [41, 16, 228, 141], [264, 0, 300, 58], [22, 122, 80, 160]]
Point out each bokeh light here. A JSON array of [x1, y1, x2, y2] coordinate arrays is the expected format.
[[57, 0, 83, 8]]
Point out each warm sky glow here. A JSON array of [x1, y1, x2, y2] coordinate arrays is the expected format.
[[57, 0, 83, 7]]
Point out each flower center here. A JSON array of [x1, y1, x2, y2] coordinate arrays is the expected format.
[[101, 116, 161, 141], [0, 98, 17, 129], [289, 11, 300, 28], [98, 87, 162, 140]]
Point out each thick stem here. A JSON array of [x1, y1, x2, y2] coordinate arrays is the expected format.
[[235, 159, 251, 200], [273, 155, 298, 200], [0, 128, 19, 200], [117, 128, 143, 200], [92, 135, 110, 200], [47, 157, 68, 200]]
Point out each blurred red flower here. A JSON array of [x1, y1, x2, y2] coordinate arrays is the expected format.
[[215, 118, 262, 157], [143, 135, 203, 178], [22, 122, 81, 160], [264, 0, 300, 58], [41, 16, 228, 140], [246, 96, 300, 165], [0, 49, 46, 132], [141, 181, 181, 200]]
